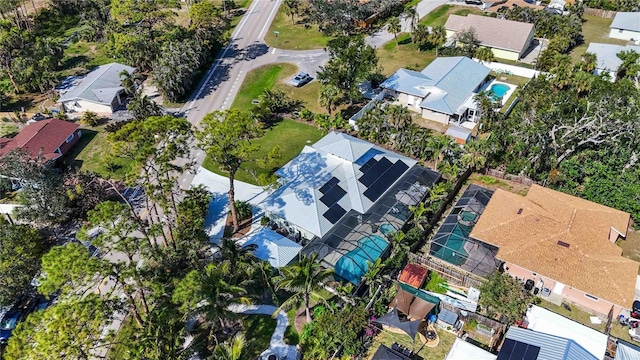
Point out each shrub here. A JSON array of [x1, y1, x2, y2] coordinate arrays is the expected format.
[[260, 216, 270, 226], [424, 271, 447, 294], [79, 111, 101, 126], [232, 200, 252, 221]]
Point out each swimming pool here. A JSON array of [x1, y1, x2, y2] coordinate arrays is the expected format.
[[488, 83, 510, 100], [379, 223, 397, 236], [334, 235, 389, 284]]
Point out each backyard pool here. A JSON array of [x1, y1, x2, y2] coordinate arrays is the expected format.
[[334, 235, 389, 284], [379, 223, 397, 236], [488, 83, 511, 100]]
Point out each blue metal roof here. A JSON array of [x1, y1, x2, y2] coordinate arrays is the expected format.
[[503, 327, 598, 360], [380, 57, 490, 115]]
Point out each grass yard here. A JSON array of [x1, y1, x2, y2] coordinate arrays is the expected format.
[[264, 9, 331, 50], [377, 33, 436, 76], [419, 5, 483, 27], [618, 228, 640, 268], [64, 127, 135, 180], [570, 15, 630, 63], [243, 314, 298, 358], [61, 41, 113, 76], [367, 327, 457, 359], [202, 119, 323, 184], [538, 300, 640, 346], [232, 63, 298, 110]]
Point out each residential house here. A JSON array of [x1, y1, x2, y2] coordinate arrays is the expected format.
[[260, 131, 440, 283], [586, 43, 640, 79], [523, 305, 608, 359], [0, 119, 81, 161], [57, 63, 136, 115], [380, 57, 491, 126], [444, 14, 536, 61], [499, 326, 599, 360], [445, 338, 497, 360], [609, 12, 640, 41], [469, 184, 638, 317]]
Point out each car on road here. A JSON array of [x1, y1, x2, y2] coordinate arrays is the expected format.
[[289, 72, 311, 87], [465, 0, 483, 4]]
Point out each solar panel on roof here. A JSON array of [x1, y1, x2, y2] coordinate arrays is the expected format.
[[323, 204, 347, 224], [497, 339, 540, 360], [319, 177, 340, 194], [320, 185, 347, 207], [359, 157, 392, 187], [363, 161, 409, 202], [359, 157, 378, 173], [524, 346, 540, 360]]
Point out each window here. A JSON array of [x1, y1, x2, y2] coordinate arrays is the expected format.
[[65, 133, 74, 143], [585, 293, 599, 301]]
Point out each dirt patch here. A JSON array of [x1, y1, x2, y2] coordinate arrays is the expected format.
[[293, 309, 307, 333], [467, 173, 530, 195], [224, 213, 253, 238], [619, 227, 640, 270]]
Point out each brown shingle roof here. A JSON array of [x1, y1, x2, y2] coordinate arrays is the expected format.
[[470, 185, 637, 307], [445, 14, 535, 54], [398, 263, 429, 289], [0, 119, 79, 160]]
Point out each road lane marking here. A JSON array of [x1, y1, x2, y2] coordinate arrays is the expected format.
[[259, 0, 280, 39], [272, 48, 276, 54]]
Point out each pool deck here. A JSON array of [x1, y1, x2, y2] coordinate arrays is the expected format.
[[479, 80, 517, 107]]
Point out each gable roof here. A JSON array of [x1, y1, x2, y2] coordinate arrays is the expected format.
[[0, 119, 79, 160], [587, 43, 640, 72], [445, 14, 535, 54], [260, 132, 416, 238], [470, 185, 637, 307], [58, 63, 136, 105], [380, 57, 490, 115], [501, 327, 598, 360], [611, 12, 640, 32], [242, 228, 302, 268]]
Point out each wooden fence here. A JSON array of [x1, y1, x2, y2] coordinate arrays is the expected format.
[[584, 8, 617, 18], [409, 252, 484, 290], [483, 168, 536, 186], [440, 302, 506, 350]]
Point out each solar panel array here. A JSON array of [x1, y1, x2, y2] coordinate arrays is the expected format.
[[358, 157, 409, 202], [497, 339, 540, 360], [319, 177, 348, 224]]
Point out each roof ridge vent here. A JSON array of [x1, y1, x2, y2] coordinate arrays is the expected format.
[[517, 208, 523, 215], [557, 240, 570, 248]]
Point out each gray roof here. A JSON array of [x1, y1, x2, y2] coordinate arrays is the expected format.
[[587, 43, 640, 72], [611, 12, 640, 32], [437, 308, 459, 325], [380, 57, 490, 115], [58, 63, 136, 105], [445, 126, 472, 141], [504, 327, 598, 360], [445, 14, 535, 53]]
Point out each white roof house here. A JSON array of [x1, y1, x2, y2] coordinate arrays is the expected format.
[[445, 338, 496, 360], [260, 131, 417, 239], [609, 12, 640, 41], [525, 305, 608, 360], [587, 43, 640, 79], [57, 63, 136, 115], [242, 228, 302, 268]]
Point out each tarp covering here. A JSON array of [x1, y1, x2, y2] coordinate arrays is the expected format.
[[375, 307, 422, 340], [390, 287, 414, 316], [399, 283, 441, 315], [408, 297, 436, 321]]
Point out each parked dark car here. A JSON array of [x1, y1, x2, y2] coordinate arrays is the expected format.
[[289, 72, 311, 87], [465, 0, 483, 4], [631, 300, 640, 319], [0, 297, 39, 344]]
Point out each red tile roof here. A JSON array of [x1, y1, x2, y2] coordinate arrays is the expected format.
[[0, 119, 79, 160], [398, 263, 429, 289]]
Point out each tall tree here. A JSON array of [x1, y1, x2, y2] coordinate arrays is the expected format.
[[428, 25, 446, 57], [453, 28, 480, 58], [214, 333, 249, 360], [196, 109, 263, 233], [388, 16, 401, 46], [318, 84, 341, 115], [317, 35, 378, 102], [153, 40, 203, 102], [616, 50, 640, 83], [413, 23, 430, 50], [127, 90, 163, 120], [474, 46, 495, 63], [479, 272, 531, 323], [403, 6, 418, 35], [283, 0, 300, 25], [275, 253, 334, 323]]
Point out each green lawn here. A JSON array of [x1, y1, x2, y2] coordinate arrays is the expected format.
[[377, 33, 437, 75], [232, 63, 298, 110], [243, 314, 298, 358], [202, 119, 324, 184], [419, 5, 483, 27], [264, 9, 331, 50], [367, 327, 457, 359], [570, 15, 630, 63], [64, 127, 135, 180]]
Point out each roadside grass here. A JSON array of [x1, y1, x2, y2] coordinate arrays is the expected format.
[[201, 118, 323, 184], [65, 126, 135, 180], [232, 63, 298, 110], [367, 327, 457, 359], [264, 10, 331, 50], [570, 15, 630, 63], [419, 5, 483, 27], [377, 33, 436, 75]]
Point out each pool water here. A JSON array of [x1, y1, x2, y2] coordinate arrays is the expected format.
[[488, 83, 510, 100], [334, 235, 389, 284], [379, 223, 396, 236]]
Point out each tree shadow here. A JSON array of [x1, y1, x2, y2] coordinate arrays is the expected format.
[[242, 42, 269, 61], [61, 55, 89, 71], [61, 129, 98, 170]]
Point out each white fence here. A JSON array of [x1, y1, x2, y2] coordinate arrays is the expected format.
[[475, 60, 541, 79], [348, 89, 386, 130]]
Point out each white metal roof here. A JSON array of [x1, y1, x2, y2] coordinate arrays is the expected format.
[[526, 305, 607, 359], [242, 228, 302, 268], [445, 338, 496, 360]]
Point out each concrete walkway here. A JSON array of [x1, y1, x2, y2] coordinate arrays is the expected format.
[[229, 304, 300, 360]]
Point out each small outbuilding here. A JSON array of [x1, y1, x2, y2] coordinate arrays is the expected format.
[[609, 12, 640, 41], [242, 228, 302, 268]]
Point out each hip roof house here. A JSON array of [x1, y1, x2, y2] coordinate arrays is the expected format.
[[470, 184, 638, 317], [445, 14, 536, 61], [57, 63, 136, 116], [609, 12, 640, 41], [380, 57, 491, 126]]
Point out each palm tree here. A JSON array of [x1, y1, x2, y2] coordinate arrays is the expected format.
[[318, 84, 341, 115], [460, 139, 488, 170], [579, 52, 597, 73], [428, 25, 447, 57], [388, 17, 401, 46], [127, 91, 163, 120], [216, 237, 257, 274], [213, 333, 248, 360], [549, 54, 573, 89], [275, 253, 334, 323], [362, 258, 385, 296], [283, 0, 300, 25], [474, 46, 495, 64], [413, 24, 429, 50], [427, 134, 454, 170], [386, 104, 411, 130], [474, 91, 499, 131], [616, 50, 640, 83], [408, 201, 429, 231], [572, 70, 593, 96], [119, 69, 138, 96], [403, 7, 419, 35]]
